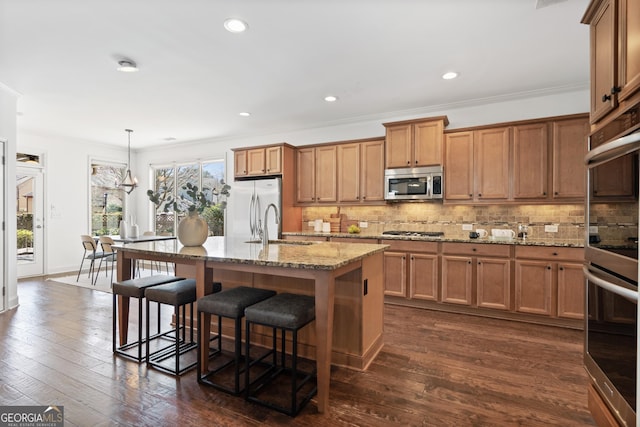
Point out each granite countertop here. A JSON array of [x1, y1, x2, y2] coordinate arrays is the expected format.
[[113, 236, 388, 270], [283, 232, 585, 248]]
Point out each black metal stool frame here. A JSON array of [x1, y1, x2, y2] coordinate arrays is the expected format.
[[244, 318, 317, 416]]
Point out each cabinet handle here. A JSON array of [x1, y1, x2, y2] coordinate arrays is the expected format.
[[472, 248, 477, 251], [478, 261, 481, 265], [407, 161, 410, 165], [611, 86, 622, 95], [554, 191, 558, 196], [468, 261, 472, 265], [602, 93, 612, 102], [543, 192, 546, 196], [559, 266, 564, 271], [478, 193, 482, 197], [546, 266, 551, 270], [363, 196, 366, 200], [402, 256, 406, 260], [411, 256, 414, 260], [553, 252, 558, 256], [415, 160, 418, 164], [469, 194, 473, 197]]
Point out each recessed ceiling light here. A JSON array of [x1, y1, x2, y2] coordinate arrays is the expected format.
[[239, 112, 251, 117], [324, 95, 338, 102], [224, 18, 248, 33], [117, 60, 139, 72], [442, 72, 458, 80]]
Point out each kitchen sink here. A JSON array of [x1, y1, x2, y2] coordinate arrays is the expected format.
[[244, 239, 313, 245]]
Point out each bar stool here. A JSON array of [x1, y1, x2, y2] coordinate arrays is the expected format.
[[196, 286, 276, 394], [244, 293, 317, 416], [112, 274, 185, 362], [145, 279, 221, 375]]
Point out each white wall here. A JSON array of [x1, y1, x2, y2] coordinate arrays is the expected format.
[[1, 87, 18, 309], [18, 133, 129, 275], [18, 88, 589, 277]]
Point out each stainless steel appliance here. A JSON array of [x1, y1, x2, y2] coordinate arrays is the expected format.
[[384, 166, 443, 201], [585, 106, 640, 427], [226, 177, 281, 241]]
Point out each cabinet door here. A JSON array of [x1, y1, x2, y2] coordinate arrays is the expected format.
[[515, 260, 553, 316], [265, 146, 282, 174], [361, 139, 385, 202], [385, 124, 412, 168], [234, 150, 248, 177], [590, 137, 635, 198], [477, 257, 511, 311], [409, 253, 438, 301], [247, 148, 266, 175], [474, 127, 510, 200], [338, 143, 360, 203], [444, 132, 474, 200], [384, 252, 407, 297], [296, 148, 315, 203], [414, 121, 443, 166], [557, 262, 585, 319], [441, 255, 472, 305], [589, 0, 617, 123], [315, 145, 337, 202], [618, 0, 640, 102], [552, 118, 589, 199], [512, 123, 548, 199]]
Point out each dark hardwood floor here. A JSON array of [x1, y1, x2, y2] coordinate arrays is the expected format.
[[0, 279, 594, 426]]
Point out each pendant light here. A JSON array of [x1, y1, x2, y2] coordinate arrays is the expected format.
[[118, 129, 138, 194]]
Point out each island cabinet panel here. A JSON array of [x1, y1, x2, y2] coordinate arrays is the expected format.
[[512, 123, 548, 199]]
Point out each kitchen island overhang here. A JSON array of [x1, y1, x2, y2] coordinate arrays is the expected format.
[[113, 237, 388, 415]]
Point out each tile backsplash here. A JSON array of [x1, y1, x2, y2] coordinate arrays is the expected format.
[[301, 203, 587, 240]]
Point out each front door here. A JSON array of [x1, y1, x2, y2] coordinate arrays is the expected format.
[[17, 165, 44, 277]]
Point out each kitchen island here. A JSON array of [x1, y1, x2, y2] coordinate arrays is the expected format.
[[114, 236, 387, 414]]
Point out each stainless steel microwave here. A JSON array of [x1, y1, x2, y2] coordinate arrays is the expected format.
[[384, 166, 443, 201]]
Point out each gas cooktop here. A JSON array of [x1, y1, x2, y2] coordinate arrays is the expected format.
[[382, 230, 444, 237]]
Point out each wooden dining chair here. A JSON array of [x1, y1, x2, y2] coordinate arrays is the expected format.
[[76, 235, 109, 284]]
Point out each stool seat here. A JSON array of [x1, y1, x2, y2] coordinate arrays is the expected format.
[[199, 286, 276, 318], [197, 286, 276, 395], [113, 274, 184, 298], [145, 279, 197, 306], [112, 274, 185, 362], [245, 293, 315, 329]]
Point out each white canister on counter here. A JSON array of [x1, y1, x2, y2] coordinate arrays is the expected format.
[[119, 220, 128, 238], [322, 222, 331, 233], [314, 219, 323, 232]]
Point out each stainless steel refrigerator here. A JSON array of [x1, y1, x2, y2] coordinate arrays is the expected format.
[[226, 177, 281, 241]]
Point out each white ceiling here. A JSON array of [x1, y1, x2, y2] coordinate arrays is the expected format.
[[0, 0, 591, 149]]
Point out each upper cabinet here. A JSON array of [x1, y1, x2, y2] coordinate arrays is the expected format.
[[233, 144, 285, 178], [444, 114, 589, 204], [582, 0, 640, 125], [383, 116, 449, 168], [297, 138, 385, 205]]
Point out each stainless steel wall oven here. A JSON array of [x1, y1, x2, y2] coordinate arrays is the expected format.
[[585, 104, 640, 427]]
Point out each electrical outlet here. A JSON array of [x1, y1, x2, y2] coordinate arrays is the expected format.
[[544, 224, 559, 233], [359, 221, 368, 228], [462, 224, 473, 231], [589, 226, 598, 234]]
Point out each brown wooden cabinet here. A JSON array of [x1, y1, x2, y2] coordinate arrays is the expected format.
[[512, 123, 548, 199], [441, 243, 511, 310], [383, 116, 449, 168], [445, 114, 589, 204], [583, 0, 640, 124], [337, 139, 385, 204], [296, 145, 337, 203], [382, 240, 438, 301], [515, 246, 584, 319], [233, 145, 283, 178]]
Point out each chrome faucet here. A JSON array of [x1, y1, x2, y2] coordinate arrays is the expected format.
[[261, 203, 280, 247]]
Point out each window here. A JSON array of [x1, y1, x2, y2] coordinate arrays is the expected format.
[[90, 163, 126, 236], [151, 159, 226, 236]]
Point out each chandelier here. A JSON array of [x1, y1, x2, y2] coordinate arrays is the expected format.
[[118, 129, 138, 194]]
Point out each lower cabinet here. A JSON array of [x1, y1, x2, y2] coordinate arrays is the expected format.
[[382, 239, 438, 301], [515, 246, 584, 319], [441, 242, 511, 310]]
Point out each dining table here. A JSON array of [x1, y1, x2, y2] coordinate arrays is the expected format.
[[113, 236, 387, 414]]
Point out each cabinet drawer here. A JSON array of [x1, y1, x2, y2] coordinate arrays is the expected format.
[[442, 242, 511, 257], [515, 246, 583, 262], [381, 239, 439, 253]]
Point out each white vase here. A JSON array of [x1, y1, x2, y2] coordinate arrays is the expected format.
[[177, 211, 209, 246]]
